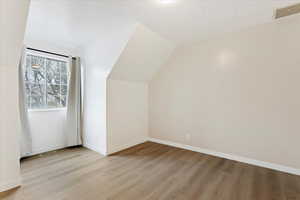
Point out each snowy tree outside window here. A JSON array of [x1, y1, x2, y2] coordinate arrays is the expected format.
[[25, 54, 69, 109]]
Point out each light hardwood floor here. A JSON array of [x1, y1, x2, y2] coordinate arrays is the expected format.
[[1, 142, 300, 200]]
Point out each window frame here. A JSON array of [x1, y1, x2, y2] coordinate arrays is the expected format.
[[25, 50, 70, 112]]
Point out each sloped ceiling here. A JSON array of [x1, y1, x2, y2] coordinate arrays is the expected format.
[[25, 0, 300, 73], [26, 0, 300, 44], [108, 24, 174, 82], [25, 0, 137, 71], [117, 0, 300, 44]]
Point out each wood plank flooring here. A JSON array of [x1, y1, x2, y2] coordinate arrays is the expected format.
[[1, 142, 300, 200]]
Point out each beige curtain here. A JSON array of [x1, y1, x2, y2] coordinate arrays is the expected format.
[[19, 47, 32, 157], [65, 57, 83, 146]]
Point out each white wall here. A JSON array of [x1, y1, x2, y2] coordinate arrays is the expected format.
[[80, 24, 135, 155], [27, 110, 67, 155], [83, 69, 108, 155], [80, 24, 134, 155], [150, 14, 300, 170], [107, 24, 174, 154], [0, 0, 30, 192], [107, 80, 148, 154]]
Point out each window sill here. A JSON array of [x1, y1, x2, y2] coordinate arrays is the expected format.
[[28, 108, 67, 112]]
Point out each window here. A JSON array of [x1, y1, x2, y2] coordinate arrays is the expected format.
[[24, 53, 69, 110]]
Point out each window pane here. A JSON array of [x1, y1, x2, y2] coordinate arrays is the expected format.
[[61, 74, 68, 85], [47, 94, 61, 108], [29, 55, 46, 71], [30, 69, 46, 84], [47, 84, 60, 96], [61, 62, 68, 74], [61, 85, 68, 96], [47, 84, 61, 108], [31, 84, 45, 96], [25, 83, 30, 94], [46, 59, 60, 74], [30, 95, 45, 109], [24, 53, 69, 110], [24, 69, 30, 82], [61, 95, 67, 107], [47, 71, 60, 85], [27, 95, 31, 109], [25, 55, 31, 70]]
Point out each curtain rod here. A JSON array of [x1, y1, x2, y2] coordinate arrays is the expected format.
[[26, 47, 76, 59]]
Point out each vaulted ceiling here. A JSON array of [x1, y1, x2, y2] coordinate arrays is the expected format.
[[25, 0, 300, 71], [26, 0, 300, 43], [109, 24, 174, 82], [107, 0, 300, 43]]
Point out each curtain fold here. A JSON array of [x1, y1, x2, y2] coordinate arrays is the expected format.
[[65, 57, 83, 146], [19, 47, 33, 157]]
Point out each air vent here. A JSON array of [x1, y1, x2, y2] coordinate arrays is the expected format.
[[275, 3, 300, 19]]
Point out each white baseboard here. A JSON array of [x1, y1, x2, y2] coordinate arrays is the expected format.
[[83, 142, 107, 156], [148, 138, 300, 176], [0, 177, 21, 193], [107, 137, 148, 155], [23, 144, 68, 157]]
